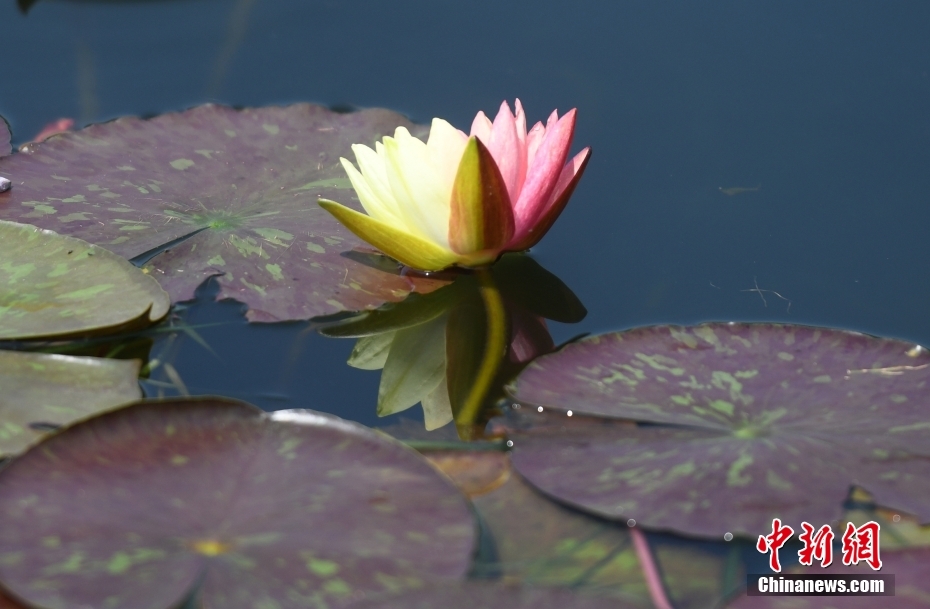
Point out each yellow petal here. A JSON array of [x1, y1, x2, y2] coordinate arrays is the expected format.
[[448, 137, 514, 255], [319, 199, 461, 271]]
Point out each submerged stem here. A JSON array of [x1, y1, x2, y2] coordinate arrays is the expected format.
[[630, 527, 674, 609], [457, 268, 507, 430]]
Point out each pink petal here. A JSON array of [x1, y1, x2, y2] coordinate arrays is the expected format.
[[514, 99, 527, 143], [512, 108, 577, 233], [513, 98, 528, 182], [470, 111, 492, 143], [509, 146, 590, 251], [525, 121, 546, 169], [487, 101, 524, 204], [525, 109, 557, 170]]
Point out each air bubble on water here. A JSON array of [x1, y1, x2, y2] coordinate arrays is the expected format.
[[893, 514, 901, 522], [567, 410, 573, 416], [537, 406, 543, 412], [627, 519, 636, 527], [506, 440, 514, 448], [724, 532, 733, 541]]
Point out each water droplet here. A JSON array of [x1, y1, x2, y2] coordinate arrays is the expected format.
[[567, 410, 573, 417], [627, 519, 636, 527], [537, 406, 543, 413], [724, 532, 733, 541]]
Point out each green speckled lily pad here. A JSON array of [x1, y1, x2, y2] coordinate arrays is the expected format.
[[468, 458, 739, 608], [0, 350, 141, 457], [0, 104, 446, 322], [0, 220, 170, 340], [0, 398, 476, 609], [506, 323, 930, 537], [345, 581, 638, 609]]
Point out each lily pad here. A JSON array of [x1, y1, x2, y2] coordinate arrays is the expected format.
[[0, 104, 447, 322], [506, 323, 930, 537], [344, 581, 639, 609], [0, 350, 141, 457], [1, 115, 10, 157], [0, 398, 476, 609], [0, 220, 170, 340], [465, 452, 737, 608]]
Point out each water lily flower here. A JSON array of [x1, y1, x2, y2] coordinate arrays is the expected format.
[[319, 100, 590, 271]]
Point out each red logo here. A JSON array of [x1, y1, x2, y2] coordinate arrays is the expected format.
[[757, 519, 882, 572], [841, 521, 882, 570], [798, 522, 834, 567], [756, 518, 794, 572]]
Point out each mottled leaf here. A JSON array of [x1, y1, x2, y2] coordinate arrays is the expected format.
[[507, 323, 930, 537], [465, 453, 738, 608], [424, 451, 511, 498], [0, 399, 476, 609], [471, 458, 651, 603], [0, 220, 170, 339], [726, 548, 930, 609], [0, 115, 10, 157], [0, 104, 447, 322], [0, 350, 141, 457], [344, 581, 639, 609]]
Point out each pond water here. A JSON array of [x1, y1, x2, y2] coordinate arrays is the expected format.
[[2, 1, 930, 607]]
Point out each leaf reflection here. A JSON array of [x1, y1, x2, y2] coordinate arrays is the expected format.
[[320, 254, 586, 438]]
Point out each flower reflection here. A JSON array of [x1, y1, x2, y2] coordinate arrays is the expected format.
[[319, 254, 585, 437]]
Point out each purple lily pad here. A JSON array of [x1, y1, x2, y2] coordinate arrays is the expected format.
[[726, 548, 930, 609], [0, 398, 476, 609], [344, 581, 638, 609], [0, 220, 170, 340], [506, 323, 930, 537], [0, 104, 447, 322], [0, 115, 10, 157], [0, 350, 141, 457]]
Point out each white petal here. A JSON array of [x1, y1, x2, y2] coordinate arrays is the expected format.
[[340, 157, 401, 225], [353, 143, 395, 205], [426, 118, 468, 194], [383, 128, 450, 247]]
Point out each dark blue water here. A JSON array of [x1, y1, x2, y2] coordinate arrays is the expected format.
[[3, 0, 930, 426]]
